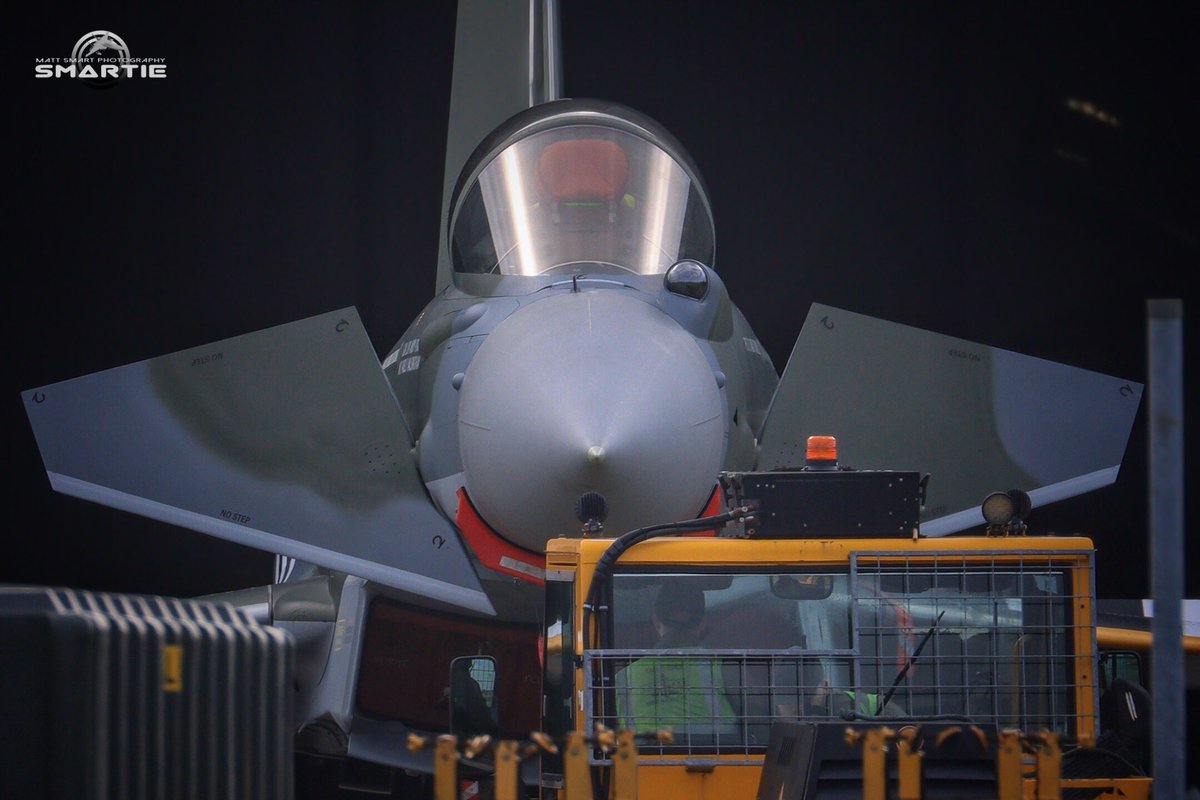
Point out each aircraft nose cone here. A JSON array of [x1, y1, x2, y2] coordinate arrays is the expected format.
[[458, 291, 727, 552]]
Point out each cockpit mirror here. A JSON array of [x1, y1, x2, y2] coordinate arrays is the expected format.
[[770, 574, 834, 600], [449, 655, 499, 738]]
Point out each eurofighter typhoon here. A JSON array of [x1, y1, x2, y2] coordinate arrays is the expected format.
[[20, 0, 1143, 779]]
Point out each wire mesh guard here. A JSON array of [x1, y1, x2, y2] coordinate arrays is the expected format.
[[586, 552, 1095, 762]]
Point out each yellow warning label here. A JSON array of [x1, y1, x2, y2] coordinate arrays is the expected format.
[[163, 644, 183, 693]]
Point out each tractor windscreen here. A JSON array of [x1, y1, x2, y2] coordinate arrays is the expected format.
[[594, 558, 1082, 748]]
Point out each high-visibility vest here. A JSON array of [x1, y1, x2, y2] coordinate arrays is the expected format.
[[842, 690, 882, 716], [619, 654, 737, 733]]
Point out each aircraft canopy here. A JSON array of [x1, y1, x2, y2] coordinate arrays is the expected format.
[[451, 124, 714, 276]]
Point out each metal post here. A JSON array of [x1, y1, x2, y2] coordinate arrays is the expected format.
[[1148, 299, 1184, 800], [860, 727, 892, 800], [434, 735, 459, 800], [612, 730, 638, 800], [996, 730, 1023, 800], [494, 740, 520, 800], [896, 730, 923, 800], [1035, 732, 1061, 800], [563, 731, 594, 800]]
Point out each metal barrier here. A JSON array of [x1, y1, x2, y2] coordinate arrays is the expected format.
[[414, 724, 1147, 800], [843, 727, 1067, 800], [587, 649, 851, 761], [409, 725, 670, 800], [588, 551, 1097, 762], [852, 552, 1096, 737], [0, 586, 294, 800]]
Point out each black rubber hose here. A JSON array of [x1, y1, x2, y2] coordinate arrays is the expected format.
[[580, 507, 750, 652]]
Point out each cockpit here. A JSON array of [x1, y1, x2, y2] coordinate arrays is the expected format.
[[450, 109, 715, 277]]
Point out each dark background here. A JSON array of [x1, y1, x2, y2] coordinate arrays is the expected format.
[[8, 2, 1197, 603]]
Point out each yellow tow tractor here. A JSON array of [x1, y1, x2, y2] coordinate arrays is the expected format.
[[532, 437, 1160, 800]]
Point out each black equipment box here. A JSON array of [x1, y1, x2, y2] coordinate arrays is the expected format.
[[0, 586, 294, 800], [720, 469, 922, 538]]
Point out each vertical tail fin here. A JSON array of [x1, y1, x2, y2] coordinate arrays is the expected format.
[[435, 0, 563, 292]]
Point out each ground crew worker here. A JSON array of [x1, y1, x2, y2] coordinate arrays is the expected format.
[[617, 584, 739, 742], [803, 677, 906, 718]]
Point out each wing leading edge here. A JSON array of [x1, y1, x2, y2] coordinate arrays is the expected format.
[[23, 308, 492, 615], [758, 304, 1143, 535]]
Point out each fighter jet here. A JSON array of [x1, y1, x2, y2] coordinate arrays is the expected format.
[[20, 0, 1143, 777]]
